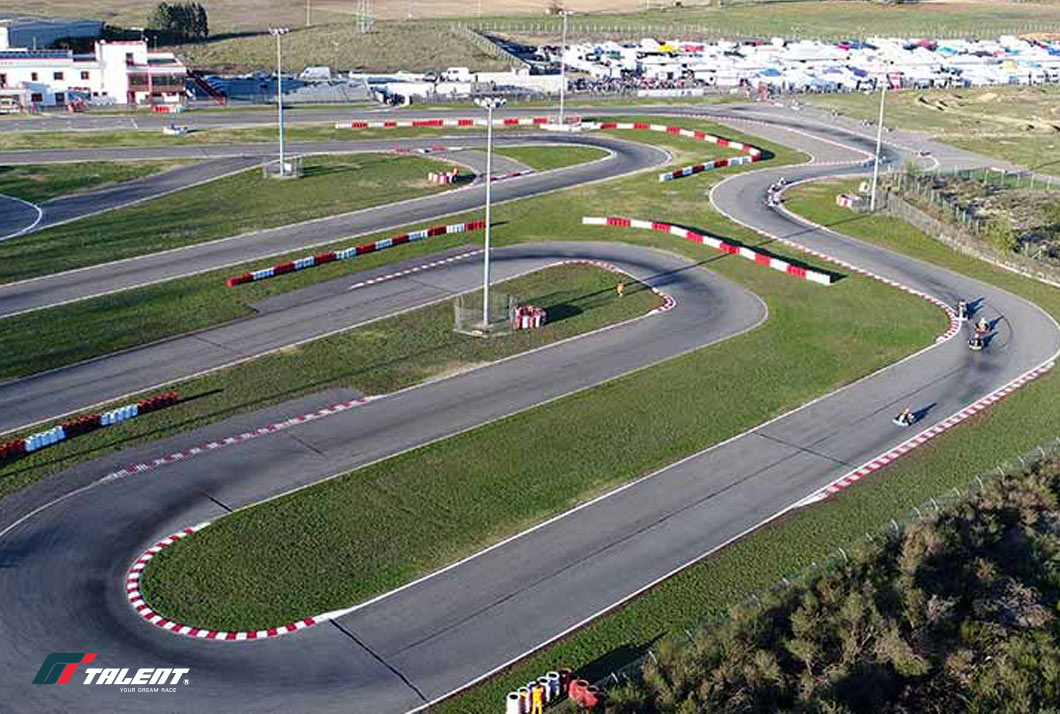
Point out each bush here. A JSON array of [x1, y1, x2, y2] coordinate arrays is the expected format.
[[148, 2, 209, 42], [606, 458, 1060, 713]]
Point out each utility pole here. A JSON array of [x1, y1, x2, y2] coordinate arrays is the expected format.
[[357, 0, 374, 33], [559, 10, 571, 125], [870, 75, 887, 211], [474, 97, 506, 329], [269, 28, 290, 176], [306, 0, 311, 26]]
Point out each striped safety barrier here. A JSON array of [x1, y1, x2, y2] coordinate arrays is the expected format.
[[582, 216, 833, 286], [0, 392, 179, 463], [336, 117, 551, 129], [226, 220, 487, 287]]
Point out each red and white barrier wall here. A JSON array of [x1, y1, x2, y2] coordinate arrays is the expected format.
[[226, 220, 486, 287], [582, 216, 833, 285], [0, 392, 179, 463], [336, 117, 551, 130]]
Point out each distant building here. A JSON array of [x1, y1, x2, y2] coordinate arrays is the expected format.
[[0, 13, 103, 51], [0, 40, 186, 112]]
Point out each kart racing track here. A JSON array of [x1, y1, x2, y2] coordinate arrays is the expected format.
[[0, 105, 1058, 714]]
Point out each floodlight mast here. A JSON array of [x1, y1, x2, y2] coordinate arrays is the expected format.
[[870, 76, 888, 211], [269, 28, 290, 175], [474, 97, 506, 328], [559, 10, 572, 125]]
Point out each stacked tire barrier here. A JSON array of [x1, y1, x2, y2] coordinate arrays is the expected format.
[[0, 392, 178, 464], [506, 669, 575, 713], [836, 193, 861, 209], [513, 305, 547, 330], [428, 168, 459, 185], [582, 216, 833, 285], [226, 220, 486, 287]]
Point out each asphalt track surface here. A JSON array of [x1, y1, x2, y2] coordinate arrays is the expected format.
[[1, 107, 1058, 714], [0, 133, 660, 320]]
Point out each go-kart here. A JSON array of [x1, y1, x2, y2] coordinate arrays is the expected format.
[[892, 411, 917, 427], [968, 336, 984, 352]]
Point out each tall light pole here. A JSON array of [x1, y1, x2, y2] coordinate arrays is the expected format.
[[870, 74, 887, 211], [558, 10, 571, 125], [475, 97, 506, 328], [270, 28, 290, 176]]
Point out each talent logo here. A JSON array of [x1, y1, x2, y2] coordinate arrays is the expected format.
[[33, 653, 98, 685], [33, 653, 190, 689]]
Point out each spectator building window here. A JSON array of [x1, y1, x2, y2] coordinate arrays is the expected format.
[[81, 71, 90, 80], [53, 71, 64, 81], [31, 72, 38, 81]]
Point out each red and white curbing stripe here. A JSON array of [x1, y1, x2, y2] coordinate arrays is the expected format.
[[582, 216, 833, 286], [101, 396, 374, 485], [554, 258, 676, 315], [126, 524, 331, 640], [226, 220, 485, 287], [798, 360, 1055, 507]]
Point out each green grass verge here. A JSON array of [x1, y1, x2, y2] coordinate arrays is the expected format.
[[0, 152, 460, 285], [0, 263, 660, 501], [0, 160, 190, 203], [427, 175, 1060, 714], [0, 122, 523, 151], [492, 145, 609, 172]]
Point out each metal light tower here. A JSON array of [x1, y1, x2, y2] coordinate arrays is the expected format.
[[475, 97, 506, 328], [357, 0, 374, 34], [870, 75, 888, 211], [558, 10, 571, 125], [269, 28, 290, 176]]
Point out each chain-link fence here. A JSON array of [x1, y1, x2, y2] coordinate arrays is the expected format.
[[261, 156, 304, 180], [882, 173, 1060, 288], [587, 434, 1060, 698], [453, 291, 517, 337]]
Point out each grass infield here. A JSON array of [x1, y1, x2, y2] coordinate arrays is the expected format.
[[490, 145, 610, 172], [427, 175, 1060, 714], [0, 160, 190, 203], [0, 152, 460, 285]]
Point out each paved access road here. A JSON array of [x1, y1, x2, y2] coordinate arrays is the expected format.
[[0, 133, 661, 319], [0, 107, 1057, 714]]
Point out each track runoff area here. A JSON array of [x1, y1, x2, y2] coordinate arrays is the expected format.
[[0, 106, 1057, 714]]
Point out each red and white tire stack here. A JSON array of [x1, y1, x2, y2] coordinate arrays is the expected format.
[[836, 193, 860, 209], [226, 220, 486, 287], [582, 216, 833, 285], [428, 168, 459, 185], [513, 305, 547, 331], [0, 392, 179, 464]]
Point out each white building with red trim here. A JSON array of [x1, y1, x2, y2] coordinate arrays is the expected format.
[[0, 40, 186, 111]]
